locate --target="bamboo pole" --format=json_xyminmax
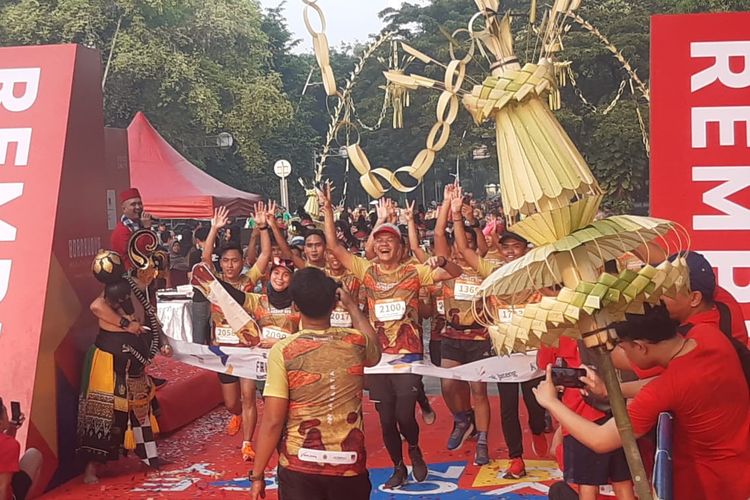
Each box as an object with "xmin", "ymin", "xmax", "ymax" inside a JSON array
[{"xmin": 557, "ymin": 249, "xmax": 653, "ymax": 500}]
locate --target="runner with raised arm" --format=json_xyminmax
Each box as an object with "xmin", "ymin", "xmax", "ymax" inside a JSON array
[
  {"xmin": 319, "ymin": 184, "xmax": 462, "ymax": 489},
  {"xmin": 434, "ymin": 186, "xmax": 494, "ymax": 465}
]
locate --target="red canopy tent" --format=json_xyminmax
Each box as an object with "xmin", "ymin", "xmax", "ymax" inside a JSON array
[{"xmin": 127, "ymin": 112, "xmax": 260, "ymax": 219}]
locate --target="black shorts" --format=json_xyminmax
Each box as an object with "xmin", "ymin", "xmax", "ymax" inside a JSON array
[
  {"xmin": 278, "ymin": 466, "xmax": 371, "ymax": 500},
  {"xmin": 441, "ymin": 338, "xmax": 492, "ymax": 365},
  {"xmin": 217, "ymin": 372, "xmax": 239, "ymax": 384},
  {"xmin": 12, "ymin": 470, "xmax": 32, "ymax": 500},
  {"xmin": 428, "ymin": 339, "xmax": 442, "ymax": 366},
  {"xmin": 366, "ymin": 373, "xmax": 422, "ymax": 404},
  {"xmin": 563, "ymin": 423, "xmax": 631, "ymax": 485}
]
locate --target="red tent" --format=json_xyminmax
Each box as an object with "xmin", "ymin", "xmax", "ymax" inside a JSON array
[{"xmin": 127, "ymin": 112, "xmax": 260, "ymax": 219}]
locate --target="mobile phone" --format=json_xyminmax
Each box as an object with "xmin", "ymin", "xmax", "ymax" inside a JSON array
[
  {"xmin": 10, "ymin": 401, "xmax": 21, "ymax": 425},
  {"xmin": 551, "ymin": 367, "xmax": 587, "ymax": 389}
]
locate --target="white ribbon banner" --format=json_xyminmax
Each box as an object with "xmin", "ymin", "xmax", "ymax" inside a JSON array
[{"xmin": 168, "ymin": 339, "xmax": 543, "ymax": 383}]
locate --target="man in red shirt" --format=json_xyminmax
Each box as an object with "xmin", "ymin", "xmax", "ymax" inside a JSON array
[
  {"xmin": 0, "ymin": 400, "xmax": 42, "ymax": 500},
  {"xmin": 534, "ymin": 305, "xmax": 750, "ymax": 500},
  {"xmin": 110, "ymin": 188, "xmax": 153, "ymax": 269}
]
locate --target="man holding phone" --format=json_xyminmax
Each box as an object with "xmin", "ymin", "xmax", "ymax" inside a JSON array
[{"xmin": 0, "ymin": 399, "xmax": 42, "ymax": 500}]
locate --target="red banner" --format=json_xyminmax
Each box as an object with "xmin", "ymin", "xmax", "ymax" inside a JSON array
[
  {"xmin": 0, "ymin": 44, "xmax": 113, "ymax": 489},
  {"xmin": 651, "ymin": 13, "xmax": 750, "ymax": 335}
]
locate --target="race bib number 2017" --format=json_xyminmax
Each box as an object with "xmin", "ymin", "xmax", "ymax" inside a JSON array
[
  {"xmin": 374, "ymin": 299, "xmax": 406, "ymax": 322},
  {"xmin": 331, "ymin": 309, "xmax": 353, "ymax": 328}
]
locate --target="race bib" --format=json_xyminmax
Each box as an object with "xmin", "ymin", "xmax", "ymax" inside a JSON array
[
  {"xmin": 436, "ymin": 298, "xmax": 445, "ymax": 315},
  {"xmin": 262, "ymin": 326, "xmax": 290, "ymax": 340},
  {"xmin": 215, "ymin": 326, "xmax": 239, "ymax": 345},
  {"xmin": 374, "ymin": 299, "xmax": 406, "ymax": 322},
  {"xmin": 454, "ymin": 279, "xmax": 480, "ymax": 301},
  {"xmin": 498, "ymin": 306, "xmax": 524, "ymax": 324},
  {"xmin": 269, "ymin": 306, "xmax": 293, "ymax": 315},
  {"xmin": 331, "ymin": 309, "xmax": 353, "ymax": 328}
]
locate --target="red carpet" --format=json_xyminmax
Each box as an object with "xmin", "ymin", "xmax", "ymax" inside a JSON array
[
  {"xmin": 149, "ymin": 356, "xmax": 223, "ymax": 433},
  {"xmin": 45, "ymin": 394, "xmax": 562, "ymax": 499}
]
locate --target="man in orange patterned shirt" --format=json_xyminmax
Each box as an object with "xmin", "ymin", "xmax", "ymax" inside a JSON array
[
  {"xmin": 249, "ymin": 268, "xmax": 381, "ymax": 500},
  {"xmin": 319, "ymin": 186, "xmax": 462, "ymax": 489}
]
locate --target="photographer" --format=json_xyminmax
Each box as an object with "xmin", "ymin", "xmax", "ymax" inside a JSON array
[
  {"xmin": 0, "ymin": 400, "xmax": 42, "ymax": 500},
  {"xmin": 534, "ymin": 304, "xmax": 750, "ymax": 500}
]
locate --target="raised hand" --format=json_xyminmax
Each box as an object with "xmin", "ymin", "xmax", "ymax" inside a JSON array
[
  {"xmin": 376, "ymin": 198, "xmax": 389, "ymax": 223},
  {"xmin": 402, "ymin": 200, "xmax": 416, "ymax": 221},
  {"xmin": 317, "ymin": 182, "xmax": 333, "ymax": 209},
  {"xmin": 254, "ymin": 201, "xmax": 267, "ymax": 227},
  {"xmin": 211, "ymin": 206, "xmax": 230, "ymax": 230},
  {"xmin": 386, "ymin": 199, "xmax": 397, "ymax": 223},
  {"xmin": 450, "ymin": 186, "xmax": 464, "ymax": 216},
  {"xmin": 266, "ymin": 200, "xmax": 277, "ymax": 219}
]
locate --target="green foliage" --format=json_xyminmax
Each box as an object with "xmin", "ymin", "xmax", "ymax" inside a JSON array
[{"xmin": 4, "ymin": 0, "xmax": 750, "ymax": 213}]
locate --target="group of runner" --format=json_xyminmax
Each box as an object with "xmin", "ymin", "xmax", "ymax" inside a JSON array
[
  {"xmin": 77, "ymin": 185, "xmax": 750, "ymax": 500},
  {"xmin": 190, "ymin": 182, "xmax": 558, "ymax": 492}
]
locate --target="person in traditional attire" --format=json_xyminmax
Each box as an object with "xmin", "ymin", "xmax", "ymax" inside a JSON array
[{"xmin": 77, "ymin": 230, "xmax": 172, "ymax": 484}]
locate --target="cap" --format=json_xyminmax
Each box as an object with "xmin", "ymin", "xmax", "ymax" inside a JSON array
[
  {"xmin": 372, "ymin": 223, "xmax": 401, "ymax": 239},
  {"xmin": 290, "ymin": 236, "xmax": 305, "ymax": 248},
  {"xmin": 270, "ymin": 257, "xmax": 295, "ymax": 274},
  {"xmin": 669, "ymin": 251, "xmax": 715, "ymax": 298},
  {"xmin": 499, "ymin": 231, "xmax": 529, "ymax": 246},
  {"xmin": 119, "ymin": 188, "xmax": 141, "ymax": 204}
]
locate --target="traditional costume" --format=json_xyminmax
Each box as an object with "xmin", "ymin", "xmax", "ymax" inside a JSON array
[{"xmin": 77, "ymin": 230, "xmax": 166, "ymax": 468}]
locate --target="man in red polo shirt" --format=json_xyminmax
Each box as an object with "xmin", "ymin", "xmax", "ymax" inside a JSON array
[
  {"xmin": 534, "ymin": 304, "xmax": 750, "ymax": 500},
  {"xmin": 110, "ymin": 188, "xmax": 153, "ymax": 269}
]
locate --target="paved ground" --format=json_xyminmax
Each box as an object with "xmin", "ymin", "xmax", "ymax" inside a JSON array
[{"xmin": 45, "ymin": 392, "xmax": 559, "ymax": 499}]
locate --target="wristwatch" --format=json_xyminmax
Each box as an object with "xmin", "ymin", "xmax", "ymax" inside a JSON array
[
  {"xmin": 119, "ymin": 316, "xmax": 131, "ymax": 329},
  {"xmin": 438, "ymin": 256, "xmax": 448, "ymax": 268}
]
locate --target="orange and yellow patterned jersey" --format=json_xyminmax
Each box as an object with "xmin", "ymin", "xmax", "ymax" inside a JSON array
[
  {"xmin": 263, "ymin": 328, "xmax": 380, "ymax": 476},
  {"xmin": 483, "ymin": 248, "xmax": 505, "ymax": 269},
  {"xmin": 326, "ymin": 268, "xmax": 364, "ymax": 328},
  {"xmin": 441, "ymin": 263, "xmax": 488, "ymax": 340},
  {"xmin": 349, "ymin": 255, "xmax": 436, "ymax": 354},
  {"xmin": 210, "ymin": 265, "xmax": 264, "ymax": 346},
  {"xmin": 428, "ymin": 284, "xmax": 445, "ymax": 342},
  {"xmin": 242, "ymin": 293, "xmax": 300, "ymax": 341}
]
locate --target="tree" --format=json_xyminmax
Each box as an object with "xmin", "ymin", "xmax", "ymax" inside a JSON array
[{"xmin": 0, "ymin": 0, "xmax": 294, "ymax": 204}]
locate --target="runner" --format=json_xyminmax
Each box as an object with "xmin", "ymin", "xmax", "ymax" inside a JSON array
[
  {"xmin": 451, "ymin": 192, "xmax": 548, "ymax": 479},
  {"xmin": 249, "ymin": 268, "xmax": 381, "ymax": 500},
  {"xmin": 201, "ymin": 204, "xmax": 272, "ymax": 462},
  {"xmin": 318, "ymin": 185, "xmax": 462, "ymax": 489},
  {"xmin": 429, "ymin": 186, "xmax": 493, "ymax": 465}
]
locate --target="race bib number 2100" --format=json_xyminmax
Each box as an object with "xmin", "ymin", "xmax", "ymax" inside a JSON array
[{"xmin": 374, "ymin": 299, "xmax": 406, "ymax": 322}]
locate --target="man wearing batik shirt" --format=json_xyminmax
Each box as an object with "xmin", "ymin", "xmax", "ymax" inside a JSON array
[
  {"xmin": 249, "ymin": 268, "xmax": 381, "ymax": 500},
  {"xmin": 319, "ymin": 185, "xmax": 462, "ymax": 489}
]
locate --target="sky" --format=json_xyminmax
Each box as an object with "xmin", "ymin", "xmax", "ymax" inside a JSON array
[{"xmin": 258, "ymin": 0, "xmax": 424, "ymax": 52}]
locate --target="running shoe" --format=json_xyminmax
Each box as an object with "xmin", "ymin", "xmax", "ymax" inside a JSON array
[
  {"xmin": 383, "ymin": 463, "xmax": 408, "ymax": 489},
  {"xmin": 226, "ymin": 414, "xmax": 242, "ymax": 436},
  {"xmin": 503, "ymin": 457, "xmax": 526, "ymax": 479},
  {"xmin": 447, "ymin": 419, "xmax": 474, "ymax": 451},
  {"xmin": 474, "ymin": 442, "xmax": 490, "ymax": 466},
  {"xmin": 241, "ymin": 441, "xmax": 256, "ymax": 462},
  {"xmin": 532, "ymin": 432, "xmax": 549, "ymax": 457},
  {"xmin": 409, "ymin": 446, "xmax": 428, "ymax": 482}
]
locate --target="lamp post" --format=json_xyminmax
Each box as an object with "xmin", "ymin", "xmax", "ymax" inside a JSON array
[{"xmin": 274, "ymin": 160, "xmax": 292, "ymax": 209}]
